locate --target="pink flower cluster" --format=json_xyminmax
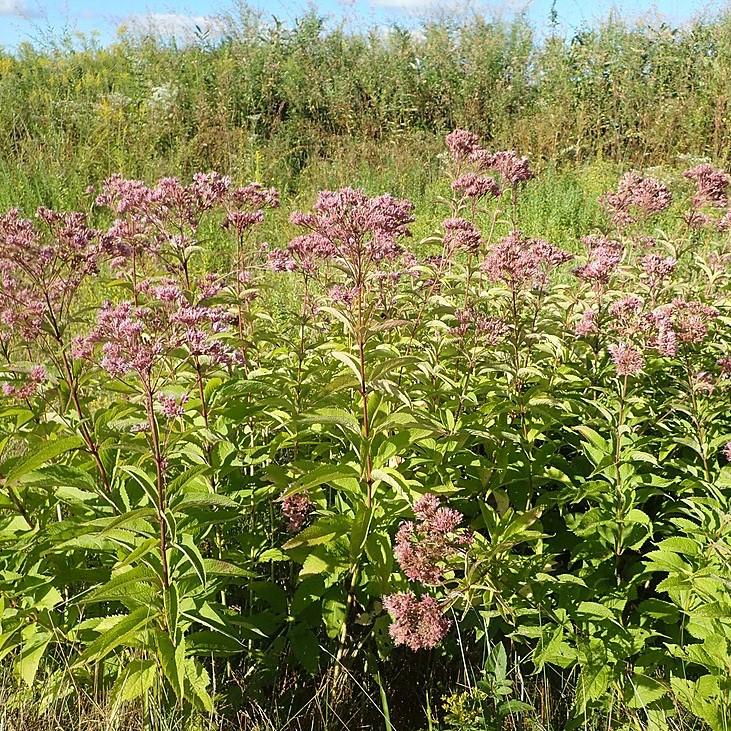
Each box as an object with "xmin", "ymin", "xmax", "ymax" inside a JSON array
[
  {"xmin": 382, "ymin": 592, "xmax": 451, "ymax": 651},
  {"xmin": 445, "ymin": 129, "xmax": 533, "ymax": 190},
  {"xmin": 648, "ymin": 298, "xmax": 718, "ymax": 356},
  {"xmin": 0, "ymin": 207, "xmax": 101, "ymax": 343},
  {"xmin": 158, "ymin": 393, "xmax": 189, "ymax": 418},
  {"xmin": 481, "ymin": 231, "xmax": 572, "ymax": 289},
  {"xmin": 451, "ymin": 173, "xmax": 500, "ymax": 201},
  {"xmin": 394, "ymin": 494, "xmax": 471, "ymax": 585},
  {"xmin": 600, "ymin": 171, "xmax": 672, "ymax": 226},
  {"xmin": 74, "ymin": 289, "xmax": 240, "ymax": 381},
  {"xmin": 607, "ymin": 342, "xmax": 645, "ymax": 376},
  {"xmin": 450, "ymin": 308, "xmax": 507, "ymax": 343},
  {"xmin": 97, "ymin": 173, "xmax": 278, "ymax": 275},
  {"xmin": 575, "ymin": 308, "xmax": 598, "ymax": 336},
  {"xmin": 2, "ymin": 365, "xmax": 47, "ymax": 399},
  {"xmin": 608, "ymin": 295, "xmax": 644, "ymax": 334},
  {"xmin": 281, "ymin": 493, "xmax": 315, "ymax": 533},
  {"xmin": 272, "ymin": 188, "xmax": 414, "ymax": 275},
  {"xmin": 442, "ymin": 218, "xmax": 482, "ymax": 255},
  {"xmin": 640, "ymin": 254, "xmax": 677, "ymax": 288},
  {"xmin": 683, "ymin": 163, "xmax": 730, "ymax": 209},
  {"xmin": 573, "ymin": 236, "xmax": 623, "ymax": 287}
]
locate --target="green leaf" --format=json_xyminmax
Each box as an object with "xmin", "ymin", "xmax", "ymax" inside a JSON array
[
  {"xmin": 16, "ymin": 635, "xmax": 51, "ymax": 687},
  {"xmin": 156, "ymin": 631, "xmax": 185, "ymax": 700},
  {"xmin": 75, "ymin": 608, "xmax": 153, "ymax": 665},
  {"xmin": 185, "ymin": 659, "xmax": 214, "ymax": 712},
  {"xmin": 175, "ymin": 535, "xmax": 207, "ymax": 586},
  {"xmin": 283, "ymin": 516, "xmax": 351, "ymax": 550},
  {"xmin": 111, "ymin": 659, "xmax": 157, "ymax": 704},
  {"xmin": 5, "ymin": 437, "xmax": 84, "ymax": 485},
  {"xmin": 83, "ymin": 566, "xmax": 160, "ymax": 604}
]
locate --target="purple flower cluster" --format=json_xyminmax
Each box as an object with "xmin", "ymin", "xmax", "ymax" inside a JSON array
[
  {"xmin": 2, "ymin": 364, "xmax": 47, "ymax": 399},
  {"xmin": 393, "ymin": 494, "xmax": 471, "ymax": 585},
  {"xmin": 74, "ymin": 288, "xmax": 240, "ymax": 381},
  {"xmin": 573, "ymin": 236, "xmax": 623, "ymax": 287},
  {"xmin": 481, "ymin": 231, "xmax": 572, "ymax": 289},
  {"xmin": 281, "ymin": 493, "xmax": 315, "ymax": 533},
  {"xmin": 382, "ymin": 592, "xmax": 451, "ymax": 651},
  {"xmin": 0, "ymin": 208, "xmax": 101, "ymax": 343},
  {"xmin": 607, "ymin": 342, "xmax": 645, "ymax": 376},
  {"xmin": 272, "ymin": 188, "xmax": 414, "ymax": 276},
  {"xmin": 640, "ymin": 254, "xmax": 677, "ymax": 288},
  {"xmin": 683, "ymin": 163, "xmax": 730, "ymax": 209},
  {"xmin": 575, "ymin": 308, "xmax": 598, "ymax": 336},
  {"xmin": 488, "ymin": 150, "xmax": 534, "ymax": 186},
  {"xmin": 158, "ymin": 393, "xmax": 189, "ymax": 418},
  {"xmin": 450, "ymin": 308, "xmax": 507, "ymax": 343},
  {"xmin": 451, "ymin": 173, "xmax": 500, "ymax": 201},
  {"xmin": 600, "ymin": 171, "xmax": 672, "ymax": 226},
  {"xmin": 445, "ymin": 129, "xmax": 480, "ymax": 161},
  {"xmin": 608, "ymin": 295, "xmax": 644, "ymax": 335},
  {"xmin": 649, "ymin": 298, "xmax": 718, "ymax": 356},
  {"xmin": 444, "ymin": 129, "xmax": 533, "ymax": 193},
  {"xmin": 96, "ymin": 173, "xmax": 278, "ymax": 278},
  {"xmin": 442, "ymin": 218, "xmax": 482, "ymax": 255}
]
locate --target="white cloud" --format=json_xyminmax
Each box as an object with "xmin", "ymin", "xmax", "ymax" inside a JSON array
[
  {"xmin": 371, "ymin": 0, "xmax": 440, "ymax": 7},
  {"xmin": 123, "ymin": 13, "xmax": 226, "ymax": 40},
  {"xmin": 0, "ymin": 0, "xmax": 35, "ymax": 18}
]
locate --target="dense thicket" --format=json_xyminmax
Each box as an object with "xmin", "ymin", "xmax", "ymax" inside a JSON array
[{"xmin": 2, "ymin": 8, "xmax": 731, "ymax": 198}]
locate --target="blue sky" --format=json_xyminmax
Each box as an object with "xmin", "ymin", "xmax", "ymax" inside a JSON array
[{"xmin": 0, "ymin": 0, "xmax": 728, "ymax": 50}]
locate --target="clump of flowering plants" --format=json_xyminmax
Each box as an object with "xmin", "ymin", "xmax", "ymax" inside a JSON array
[{"xmin": 1, "ymin": 138, "xmax": 731, "ymax": 730}]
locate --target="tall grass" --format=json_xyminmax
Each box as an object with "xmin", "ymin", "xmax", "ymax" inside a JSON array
[{"xmin": 1, "ymin": 7, "xmax": 730, "ymax": 214}]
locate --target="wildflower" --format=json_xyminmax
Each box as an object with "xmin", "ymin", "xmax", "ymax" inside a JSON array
[
  {"xmin": 718, "ymin": 210, "xmax": 731, "ymax": 232},
  {"xmin": 481, "ymin": 231, "xmax": 571, "ymax": 289},
  {"xmin": 288, "ymin": 188, "xmax": 414, "ymax": 272},
  {"xmin": 718, "ymin": 356, "xmax": 731, "ymax": 375},
  {"xmin": 383, "ymin": 592, "xmax": 451, "ymax": 651},
  {"xmin": 451, "ymin": 173, "xmax": 500, "ymax": 200},
  {"xmin": 445, "ymin": 129, "xmax": 480, "ymax": 161},
  {"xmin": 1, "ymin": 364, "xmax": 48, "ymax": 399},
  {"xmin": 490, "ymin": 150, "xmax": 534, "ymax": 185},
  {"xmin": 77, "ymin": 295, "xmax": 240, "ymax": 382},
  {"xmin": 684, "ymin": 210, "xmax": 712, "ymax": 229},
  {"xmin": 608, "ymin": 295, "xmax": 644, "ymax": 333},
  {"xmin": 723, "ymin": 442, "xmax": 731, "ymax": 462},
  {"xmin": 394, "ymin": 494, "xmax": 471, "ymax": 584},
  {"xmin": 600, "ymin": 171, "xmax": 672, "ymax": 226},
  {"xmin": 0, "ymin": 208, "xmax": 102, "ymax": 348},
  {"xmin": 684, "ymin": 163, "xmax": 730, "ymax": 209},
  {"xmin": 648, "ymin": 298, "xmax": 718, "ymax": 355},
  {"xmin": 608, "ymin": 342, "xmax": 644, "ymax": 376},
  {"xmin": 573, "ymin": 236, "xmax": 623, "ymax": 287},
  {"xmin": 328, "ymin": 284, "xmax": 360, "ymax": 306},
  {"xmin": 442, "ymin": 218, "xmax": 482, "ymax": 256},
  {"xmin": 575, "ymin": 308, "xmax": 598, "ymax": 336},
  {"xmin": 158, "ymin": 393, "xmax": 188, "ymax": 418},
  {"xmin": 281, "ymin": 493, "xmax": 314, "ymax": 533},
  {"xmin": 640, "ymin": 255, "xmax": 677, "ymax": 288}
]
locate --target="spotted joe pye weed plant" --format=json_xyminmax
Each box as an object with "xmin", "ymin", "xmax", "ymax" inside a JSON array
[{"xmin": 0, "ymin": 130, "xmax": 730, "ymax": 728}]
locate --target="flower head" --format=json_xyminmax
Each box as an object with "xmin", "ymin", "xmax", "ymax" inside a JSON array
[
  {"xmin": 684, "ymin": 163, "xmax": 730, "ymax": 209},
  {"xmin": 383, "ymin": 592, "xmax": 451, "ymax": 651},
  {"xmin": 282, "ymin": 493, "xmax": 314, "ymax": 533},
  {"xmin": 608, "ymin": 342, "xmax": 644, "ymax": 376},
  {"xmin": 600, "ymin": 171, "xmax": 672, "ymax": 226}
]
